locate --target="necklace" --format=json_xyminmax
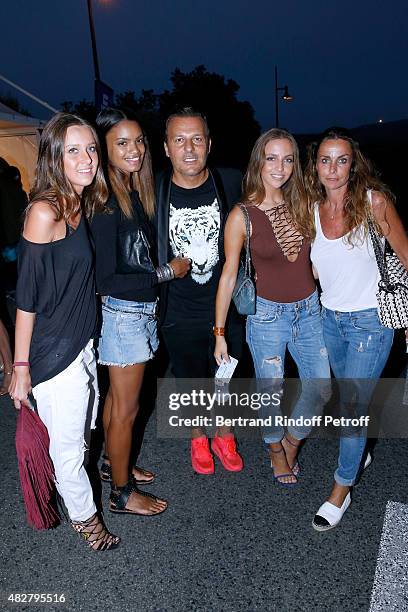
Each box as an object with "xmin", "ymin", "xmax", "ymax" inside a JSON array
[{"xmin": 326, "ymin": 199, "xmax": 341, "ymax": 220}]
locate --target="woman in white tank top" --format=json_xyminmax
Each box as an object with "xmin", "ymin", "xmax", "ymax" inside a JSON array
[{"xmin": 305, "ymin": 127, "xmax": 408, "ymax": 531}]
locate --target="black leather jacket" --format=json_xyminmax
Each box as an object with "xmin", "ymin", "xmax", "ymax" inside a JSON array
[
  {"xmin": 116, "ymin": 224, "xmax": 155, "ymax": 274},
  {"xmin": 90, "ymin": 191, "xmax": 158, "ymax": 302}
]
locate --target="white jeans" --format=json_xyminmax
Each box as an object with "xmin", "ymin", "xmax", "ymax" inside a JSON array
[{"xmin": 32, "ymin": 340, "xmax": 99, "ymax": 521}]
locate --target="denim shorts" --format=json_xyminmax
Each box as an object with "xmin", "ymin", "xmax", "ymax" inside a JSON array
[{"xmin": 98, "ymin": 296, "xmax": 159, "ymax": 367}]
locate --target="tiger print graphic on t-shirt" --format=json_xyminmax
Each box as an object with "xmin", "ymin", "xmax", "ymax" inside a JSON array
[{"xmin": 169, "ymin": 199, "xmax": 220, "ymax": 285}]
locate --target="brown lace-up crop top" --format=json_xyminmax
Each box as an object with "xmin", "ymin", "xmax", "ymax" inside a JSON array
[{"xmin": 246, "ymin": 204, "xmax": 315, "ymax": 303}]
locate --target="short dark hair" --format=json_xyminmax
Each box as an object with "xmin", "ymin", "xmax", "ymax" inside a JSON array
[{"xmin": 165, "ymin": 106, "xmax": 209, "ymax": 141}]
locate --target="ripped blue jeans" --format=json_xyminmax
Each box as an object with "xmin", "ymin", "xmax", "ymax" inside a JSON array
[
  {"xmin": 322, "ymin": 306, "xmax": 394, "ymax": 486},
  {"xmin": 246, "ymin": 290, "xmax": 331, "ymax": 443}
]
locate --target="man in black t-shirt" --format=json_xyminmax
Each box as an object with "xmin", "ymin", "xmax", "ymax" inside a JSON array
[
  {"xmin": 156, "ymin": 107, "xmax": 244, "ymax": 475},
  {"xmin": 166, "ymin": 176, "xmax": 221, "ymax": 321}
]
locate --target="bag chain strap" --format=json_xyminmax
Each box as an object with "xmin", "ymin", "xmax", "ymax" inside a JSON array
[{"xmin": 240, "ymin": 205, "xmax": 252, "ymax": 278}]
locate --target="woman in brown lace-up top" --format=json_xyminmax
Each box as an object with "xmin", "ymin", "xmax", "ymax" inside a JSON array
[{"xmin": 214, "ymin": 128, "xmax": 330, "ymax": 485}]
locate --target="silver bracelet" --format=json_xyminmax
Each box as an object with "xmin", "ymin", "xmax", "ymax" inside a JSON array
[
  {"xmin": 166, "ymin": 263, "xmax": 175, "ymax": 280},
  {"xmin": 155, "ymin": 263, "xmax": 175, "ymax": 284}
]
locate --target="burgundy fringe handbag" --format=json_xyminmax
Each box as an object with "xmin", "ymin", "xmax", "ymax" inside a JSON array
[{"xmin": 15, "ymin": 402, "xmax": 60, "ymax": 530}]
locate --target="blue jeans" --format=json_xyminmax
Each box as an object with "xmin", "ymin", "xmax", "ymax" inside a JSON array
[
  {"xmin": 322, "ymin": 306, "xmax": 394, "ymax": 486},
  {"xmin": 246, "ymin": 290, "xmax": 331, "ymax": 443}
]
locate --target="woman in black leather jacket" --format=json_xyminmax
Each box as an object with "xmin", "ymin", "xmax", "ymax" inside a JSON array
[{"xmin": 90, "ymin": 108, "xmax": 189, "ymax": 516}]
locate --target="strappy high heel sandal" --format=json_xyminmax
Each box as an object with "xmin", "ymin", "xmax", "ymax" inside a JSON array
[
  {"xmin": 100, "ymin": 455, "xmax": 155, "ymax": 486},
  {"xmin": 282, "ymin": 435, "xmax": 302, "ymax": 477},
  {"xmin": 269, "ymin": 446, "xmax": 298, "ymax": 486},
  {"xmin": 110, "ymin": 480, "xmax": 167, "ymax": 516},
  {"xmin": 71, "ymin": 512, "xmax": 121, "ymax": 551}
]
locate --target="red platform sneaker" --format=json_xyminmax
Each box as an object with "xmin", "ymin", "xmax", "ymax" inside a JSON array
[
  {"xmin": 211, "ymin": 433, "xmax": 244, "ymax": 472},
  {"xmin": 191, "ymin": 436, "xmax": 214, "ymax": 474}
]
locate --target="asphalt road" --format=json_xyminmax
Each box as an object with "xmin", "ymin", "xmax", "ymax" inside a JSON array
[{"xmin": 1, "ymin": 380, "xmax": 407, "ymax": 612}]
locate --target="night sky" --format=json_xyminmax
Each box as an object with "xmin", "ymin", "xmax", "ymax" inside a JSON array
[{"xmin": 1, "ymin": 0, "xmax": 407, "ymax": 133}]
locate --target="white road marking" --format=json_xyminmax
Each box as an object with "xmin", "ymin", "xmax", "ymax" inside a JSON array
[{"xmin": 369, "ymin": 501, "xmax": 408, "ymax": 611}]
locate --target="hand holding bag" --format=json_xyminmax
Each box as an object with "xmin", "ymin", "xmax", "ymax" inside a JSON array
[
  {"xmin": 232, "ymin": 205, "xmax": 256, "ymax": 315},
  {"xmin": 368, "ymin": 217, "xmax": 408, "ymax": 329}
]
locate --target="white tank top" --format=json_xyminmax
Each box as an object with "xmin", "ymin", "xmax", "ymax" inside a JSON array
[{"xmin": 310, "ymin": 198, "xmax": 380, "ymax": 312}]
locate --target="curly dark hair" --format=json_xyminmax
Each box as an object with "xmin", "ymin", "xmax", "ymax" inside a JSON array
[{"xmin": 304, "ymin": 126, "xmax": 394, "ymax": 243}]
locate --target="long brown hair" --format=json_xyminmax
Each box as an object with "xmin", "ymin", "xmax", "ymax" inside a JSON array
[
  {"xmin": 95, "ymin": 108, "xmax": 155, "ymax": 219},
  {"xmin": 30, "ymin": 112, "xmax": 108, "ymax": 220},
  {"xmin": 304, "ymin": 127, "xmax": 394, "ymax": 243},
  {"xmin": 242, "ymin": 128, "xmax": 311, "ymax": 238}
]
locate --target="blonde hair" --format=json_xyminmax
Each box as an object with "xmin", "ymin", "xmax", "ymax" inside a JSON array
[{"xmin": 242, "ymin": 128, "xmax": 311, "ymax": 238}]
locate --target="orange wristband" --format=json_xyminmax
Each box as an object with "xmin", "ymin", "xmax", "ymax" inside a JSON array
[{"xmin": 213, "ymin": 327, "xmax": 225, "ymax": 337}]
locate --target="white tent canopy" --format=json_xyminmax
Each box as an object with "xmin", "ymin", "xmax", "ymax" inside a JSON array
[{"xmin": 0, "ymin": 102, "xmax": 45, "ymax": 193}]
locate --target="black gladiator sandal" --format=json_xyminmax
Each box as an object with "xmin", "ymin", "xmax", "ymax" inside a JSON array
[
  {"xmin": 100, "ymin": 455, "xmax": 155, "ymax": 486},
  {"xmin": 109, "ymin": 479, "xmax": 167, "ymax": 516},
  {"xmin": 99, "ymin": 455, "xmax": 112, "ymax": 482},
  {"xmin": 71, "ymin": 512, "xmax": 121, "ymax": 551}
]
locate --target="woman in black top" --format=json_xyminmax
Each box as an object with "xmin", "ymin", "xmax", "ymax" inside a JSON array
[
  {"xmin": 9, "ymin": 112, "xmax": 120, "ymax": 551},
  {"xmin": 91, "ymin": 108, "xmax": 189, "ymax": 516}
]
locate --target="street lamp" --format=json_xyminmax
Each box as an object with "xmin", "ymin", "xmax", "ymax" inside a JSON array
[
  {"xmin": 87, "ymin": 0, "xmax": 101, "ymax": 82},
  {"xmin": 274, "ymin": 65, "xmax": 293, "ymax": 128},
  {"xmin": 86, "ymin": 0, "xmax": 113, "ymax": 110}
]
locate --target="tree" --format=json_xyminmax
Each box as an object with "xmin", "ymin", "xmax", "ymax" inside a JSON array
[
  {"xmin": 158, "ymin": 65, "xmax": 260, "ymax": 169},
  {"xmin": 60, "ymin": 99, "xmax": 96, "ymax": 124},
  {"xmin": 0, "ymin": 93, "xmax": 31, "ymax": 117}
]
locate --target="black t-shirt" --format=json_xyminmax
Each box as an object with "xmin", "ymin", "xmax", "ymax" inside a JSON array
[
  {"xmin": 165, "ymin": 176, "xmax": 222, "ymax": 322},
  {"xmin": 90, "ymin": 191, "xmax": 158, "ymax": 303},
  {"xmin": 16, "ymin": 215, "xmax": 97, "ymax": 387}
]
